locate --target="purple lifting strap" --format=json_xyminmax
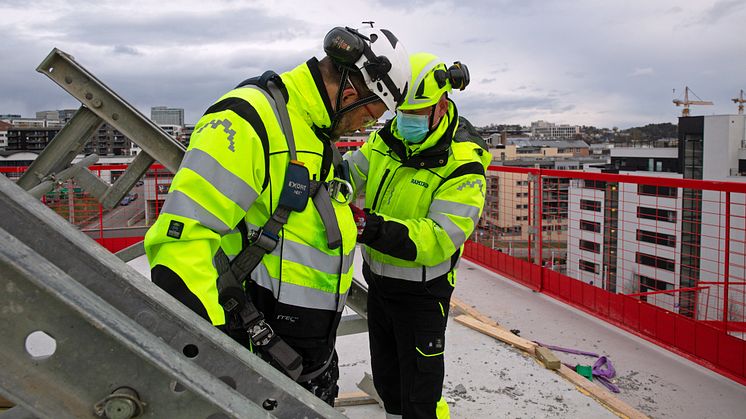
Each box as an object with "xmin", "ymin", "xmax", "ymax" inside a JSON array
[{"xmin": 535, "ymin": 342, "xmax": 621, "ymax": 393}]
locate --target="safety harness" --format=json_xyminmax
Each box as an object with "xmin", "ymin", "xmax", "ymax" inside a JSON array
[{"xmin": 214, "ymin": 71, "xmax": 349, "ymax": 381}]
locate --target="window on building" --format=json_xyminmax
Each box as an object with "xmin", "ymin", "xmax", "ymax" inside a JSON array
[
  {"xmin": 516, "ymin": 192, "xmax": 529, "ymax": 198},
  {"xmin": 584, "ymin": 180, "xmax": 607, "ymax": 190},
  {"xmin": 637, "ymin": 206, "xmax": 677, "ymax": 223},
  {"xmin": 580, "ymin": 199, "xmax": 601, "ymax": 212},
  {"xmin": 579, "ymin": 259, "xmax": 599, "ymax": 274},
  {"xmin": 516, "ymin": 180, "xmax": 530, "ymax": 186},
  {"xmin": 500, "ymin": 226, "xmax": 522, "ymax": 236},
  {"xmin": 516, "ymin": 215, "xmax": 529, "ymax": 221},
  {"xmin": 636, "ymin": 274, "xmax": 674, "ymax": 292},
  {"xmin": 579, "ymin": 220, "xmax": 601, "ymax": 233},
  {"xmin": 638, "ymin": 184, "xmax": 678, "ymax": 198},
  {"xmin": 637, "ymin": 229, "xmax": 676, "ymax": 248},
  {"xmin": 579, "ymin": 239, "xmax": 601, "ymax": 253},
  {"xmin": 516, "ymin": 204, "xmax": 529, "ymax": 209},
  {"xmin": 635, "ymin": 252, "xmax": 675, "ymax": 272}
]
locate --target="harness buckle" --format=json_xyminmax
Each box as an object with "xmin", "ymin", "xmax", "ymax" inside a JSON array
[
  {"xmin": 327, "ymin": 178, "xmax": 354, "ymax": 205},
  {"xmin": 248, "ymin": 319, "xmax": 275, "ymax": 347},
  {"xmin": 248, "ymin": 228, "xmax": 278, "ymax": 252}
]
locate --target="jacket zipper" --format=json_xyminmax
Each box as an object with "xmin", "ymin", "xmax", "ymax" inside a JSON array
[{"xmin": 371, "ymin": 168, "xmax": 390, "ymax": 210}]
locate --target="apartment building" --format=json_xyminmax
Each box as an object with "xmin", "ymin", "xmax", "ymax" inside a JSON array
[
  {"xmin": 530, "ymin": 120, "xmax": 581, "ymax": 138},
  {"xmin": 151, "ymin": 106, "xmax": 184, "ymax": 127},
  {"xmin": 567, "ymin": 114, "xmax": 746, "ymax": 321},
  {"xmin": 0, "ymin": 121, "xmax": 10, "ymax": 149}
]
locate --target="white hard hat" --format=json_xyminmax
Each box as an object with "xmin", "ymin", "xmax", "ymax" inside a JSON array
[{"xmin": 324, "ymin": 25, "xmax": 410, "ymax": 112}]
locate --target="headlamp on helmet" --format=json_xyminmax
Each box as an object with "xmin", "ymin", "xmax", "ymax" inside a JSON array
[
  {"xmin": 323, "ymin": 25, "xmax": 410, "ymax": 112},
  {"xmin": 400, "ymin": 53, "xmax": 470, "ymax": 111}
]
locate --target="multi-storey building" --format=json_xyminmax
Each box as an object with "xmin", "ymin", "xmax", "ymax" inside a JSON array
[
  {"xmin": 36, "ymin": 109, "xmax": 77, "ymax": 124},
  {"xmin": 151, "ymin": 106, "xmax": 184, "ymax": 127},
  {"xmin": 83, "ymin": 123, "xmax": 132, "ymax": 156},
  {"xmin": 6, "ymin": 127, "xmax": 62, "ymax": 152},
  {"xmin": 530, "ymin": 120, "xmax": 581, "ymax": 138},
  {"xmin": 0, "ymin": 120, "xmax": 10, "ymax": 149},
  {"xmin": 567, "ymin": 114, "xmax": 746, "ymax": 322}
]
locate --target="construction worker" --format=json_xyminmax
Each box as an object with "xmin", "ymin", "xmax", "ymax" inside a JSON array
[
  {"xmin": 346, "ymin": 52, "xmax": 490, "ymax": 418},
  {"xmin": 144, "ymin": 25, "xmax": 410, "ymax": 405}
]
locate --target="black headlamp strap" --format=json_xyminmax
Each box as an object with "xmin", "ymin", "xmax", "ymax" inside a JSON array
[{"xmin": 361, "ymin": 47, "xmax": 402, "ymax": 107}]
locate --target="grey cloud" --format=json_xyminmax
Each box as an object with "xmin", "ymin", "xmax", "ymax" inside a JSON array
[
  {"xmin": 481, "ymin": 78, "xmax": 496, "ymax": 83},
  {"xmin": 113, "ymin": 45, "xmax": 141, "ymax": 56},
  {"xmin": 458, "ymin": 93, "xmax": 560, "ymax": 114},
  {"xmin": 49, "ymin": 8, "xmax": 309, "ymax": 47},
  {"xmin": 462, "ymin": 36, "xmax": 495, "ymax": 44},
  {"xmin": 550, "ymin": 104, "xmax": 576, "ymax": 114},
  {"xmin": 226, "ymin": 50, "xmax": 314, "ymax": 72},
  {"xmin": 696, "ymin": 0, "xmax": 745, "ymax": 25}
]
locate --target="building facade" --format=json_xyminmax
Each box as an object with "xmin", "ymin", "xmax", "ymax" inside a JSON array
[
  {"xmin": 566, "ymin": 114, "xmax": 746, "ymax": 322},
  {"xmin": 530, "ymin": 120, "xmax": 581, "ymax": 138},
  {"xmin": 151, "ymin": 106, "xmax": 184, "ymax": 127}
]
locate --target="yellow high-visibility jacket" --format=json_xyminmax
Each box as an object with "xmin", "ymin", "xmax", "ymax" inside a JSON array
[
  {"xmin": 144, "ymin": 59, "xmax": 357, "ymax": 349},
  {"xmin": 345, "ymin": 100, "xmax": 490, "ymax": 284}
]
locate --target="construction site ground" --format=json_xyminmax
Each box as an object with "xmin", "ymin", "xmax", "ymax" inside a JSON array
[{"xmin": 128, "ymin": 249, "xmax": 746, "ymax": 418}]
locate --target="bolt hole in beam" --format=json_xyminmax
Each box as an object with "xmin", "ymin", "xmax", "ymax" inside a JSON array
[
  {"xmin": 170, "ymin": 381, "xmax": 187, "ymax": 393},
  {"xmin": 218, "ymin": 376, "xmax": 236, "ymax": 390},
  {"xmin": 182, "ymin": 343, "xmax": 199, "ymax": 358},
  {"xmin": 24, "ymin": 330, "xmax": 57, "ymax": 360},
  {"xmin": 47, "ymin": 67, "xmax": 54, "ymax": 73}
]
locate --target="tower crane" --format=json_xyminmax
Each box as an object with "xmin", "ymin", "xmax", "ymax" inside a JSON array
[
  {"xmin": 673, "ymin": 86, "xmax": 713, "ymax": 116},
  {"xmin": 732, "ymin": 89, "xmax": 745, "ymax": 115}
]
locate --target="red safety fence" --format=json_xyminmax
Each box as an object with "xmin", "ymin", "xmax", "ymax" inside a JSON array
[
  {"xmin": 466, "ymin": 165, "xmax": 746, "ymax": 386},
  {"xmin": 1, "ymin": 163, "xmax": 173, "ymax": 253},
  {"xmin": 3, "ymin": 159, "xmax": 746, "ymax": 385}
]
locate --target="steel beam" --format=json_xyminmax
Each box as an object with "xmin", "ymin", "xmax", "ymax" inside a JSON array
[
  {"xmin": 0, "ymin": 229, "xmax": 272, "ymax": 418},
  {"xmin": 17, "ymin": 106, "xmax": 102, "ymax": 191},
  {"xmin": 36, "ymin": 49, "xmax": 185, "ymax": 173},
  {"xmin": 0, "ymin": 175, "xmax": 342, "ymax": 418},
  {"xmin": 100, "ymin": 152, "xmax": 155, "ymax": 209}
]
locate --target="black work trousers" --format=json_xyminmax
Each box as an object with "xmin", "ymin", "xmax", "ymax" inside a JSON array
[{"xmin": 364, "ymin": 262, "xmax": 453, "ymax": 419}]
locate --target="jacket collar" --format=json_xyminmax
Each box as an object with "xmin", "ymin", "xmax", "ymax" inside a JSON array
[
  {"xmin": 280, "ymin": 57, "xmax": 335, "ymax": 133},
  {"xmin": 379, "ymin": 100, "xmax": 459, "ymax": 169}
]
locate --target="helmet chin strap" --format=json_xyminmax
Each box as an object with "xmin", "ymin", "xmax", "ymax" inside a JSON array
[{"xmin": 319, "ymin": 67, "xmax": 381, "ymax": 140}]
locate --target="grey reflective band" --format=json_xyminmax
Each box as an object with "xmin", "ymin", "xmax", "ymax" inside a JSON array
[
  {"xmin": 251, "ymin": 263, "xmax": 346, "ymax": 311},
  {"xmin": 180, "ymin": 148, "xmax": 259, "ymax": 211},
  {"xmin": 363, "ymin": 248, "xmax": 453, "ymax": 282},
  {"xmin": 347, "ymin": 150, "xmax": 368, "ymax": 193},
  {"xmin": 162, "ymin": 190, "xmax": 232, "ymax": 235},
  {"xmin": 349, "ymin": 150, "xmax": 370, "ymax": 175},
  {"xmin": 430, "ymin": 199, "xmax": 481, "ymax": 225},
  {"xmin": 405, "ymin": 57, "xmax": 441, "ymax": 106},
  {"xmin": 386, "ymin": 412, "xmax": 403, "ymax": 419},
  {"xmin": 269, "ymin": 235, "xmax": 355, "ymax": 275},
  {"xmin": 430, "ymin": 212, "xmax": 467, "ymax": 249}
]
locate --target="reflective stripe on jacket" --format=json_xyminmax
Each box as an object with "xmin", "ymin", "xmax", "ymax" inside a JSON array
[
  {"xmin": 144, "ymin": 58, "xmax": 357, "ymax": 326},
  {"xmin": 345, "ymin": 101, "xmax": 490, "ymax": 282}
]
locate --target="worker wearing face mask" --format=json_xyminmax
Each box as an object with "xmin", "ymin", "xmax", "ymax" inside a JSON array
[{"xmin": 345, "ymin": 52, "xmax": 491, "ymax": 419}]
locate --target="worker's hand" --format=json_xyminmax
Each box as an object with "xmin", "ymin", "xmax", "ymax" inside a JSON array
[{"xmin": 350, "ymin": 204, "xmax": 367, "ymax": 241}]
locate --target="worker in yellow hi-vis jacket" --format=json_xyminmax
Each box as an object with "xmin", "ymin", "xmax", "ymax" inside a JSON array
[
  {"xmin": 346, "ymin": 52, "xmax": 490, "ymax": 418},
  {"xmin": 144, "ymin": 25, "xmax": 411, "ymax": 405}
]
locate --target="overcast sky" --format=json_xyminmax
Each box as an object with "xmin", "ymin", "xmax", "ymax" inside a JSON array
[{"xmin": 1, "ymin": 0, "xmax": 744, "ymax": 129}]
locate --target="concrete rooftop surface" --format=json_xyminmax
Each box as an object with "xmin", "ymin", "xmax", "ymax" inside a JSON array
[
  {"xmin": 336, "ymin": 251, "xmax": 746, "ymax": 419},
  {"xmin": 128, "ymin": 249, "xmax": 746, "ymax": 419}
]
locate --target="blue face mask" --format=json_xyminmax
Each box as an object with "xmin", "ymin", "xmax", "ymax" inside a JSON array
[{"xmin": 396, "ymin": 110, "xmax": 430, "ymax": 143}]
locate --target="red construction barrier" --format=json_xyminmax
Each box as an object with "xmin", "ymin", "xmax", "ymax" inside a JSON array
[{"xmin": 465, "ymin": 165, "xmax": 746, "ymax": 385}]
